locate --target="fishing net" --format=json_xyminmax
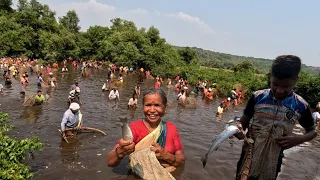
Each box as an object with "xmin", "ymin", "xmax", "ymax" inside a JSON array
[
  {"xmin": 22, "ymin": 95, "xmax": 35, "ymax": 107},
  {"xmin": 129, "ymin": 147, "xmax": 176, "ymax": 180},
  {"xmin": 240, "ymin": 124, "xmax": 284, "ymax": 180},
  {"xmin": 250, "ymin": 124, "xmax": 283, "ymax": 179}
]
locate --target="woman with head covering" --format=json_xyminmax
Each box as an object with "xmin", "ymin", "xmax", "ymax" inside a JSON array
[
  {"xmin": 107, "ymin": 88, "xmax": 185, "ymax": 177},
  {"xmin": 61, "ymin": 102, "xmax": 82, "ymax": 138}
]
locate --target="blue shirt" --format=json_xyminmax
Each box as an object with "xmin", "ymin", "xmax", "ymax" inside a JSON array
[
  {"xmin": 37, "ymin": 76, "xmax": 43, "ymax": 84},
  {"xmin": 61, "ymin": 109, "xmax": 79, "ymax": 131},
  {"xmin": 243, "ymin": 89, "xmax": 314, "ymax": 135}
]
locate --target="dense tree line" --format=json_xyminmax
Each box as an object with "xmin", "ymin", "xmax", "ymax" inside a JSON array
[
  {"xmin": 1, "ymin": 0, "xmax": 319, "ymax": 104},
  {"xmin": 0, "ymin": 0, "xmax": 190, "ymax": 77},
  {"xmin": 183, "ymin": 47, "xmax": 320, "ymax": 76}
]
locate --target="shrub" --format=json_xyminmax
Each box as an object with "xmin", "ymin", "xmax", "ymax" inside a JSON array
[{"xmin": 0, "ymin": 112, "xmax": 44, "ymax": 180}]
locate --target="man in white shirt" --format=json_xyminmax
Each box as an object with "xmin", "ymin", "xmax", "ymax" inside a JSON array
[{"xmin": 109, "ymin": 88, "xmax": 120, "ymax": 101}]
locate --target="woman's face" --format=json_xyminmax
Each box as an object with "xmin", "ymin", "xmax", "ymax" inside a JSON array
[{"xmin": 143, "ymin": 93, "xmax": 166, "ymax": 124}]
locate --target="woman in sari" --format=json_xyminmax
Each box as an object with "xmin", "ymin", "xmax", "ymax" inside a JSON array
[{"xmin": 107, "ymin": 88, "xmax": 185, "ymax": 171}]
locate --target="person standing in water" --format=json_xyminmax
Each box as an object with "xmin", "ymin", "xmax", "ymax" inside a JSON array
[
  {"xmin": 154, "ymin": 79, "xmax": 161, "ymax": 88},
  {"xmin": 48, "ymin": 72, "xmax": 57, "ymax": 87},
  {"xmin": 135, "ymin": 85, "xmax": 140, "ymax": 97},
  {"xmin": 109, "ymin": 88, "xmax": 120, "ymax": 102},
  {"xmin": 0, "ymin": 83, "xmax": 4, "ymax": 95},
  {"xmin": 312, "ymin": 106, "xmax": 320, "ymax": 130},
  {"xmin": 37, "ymin": 73, "xmax": 46, "ymax": 87},
  {"xmin": 34, "ymin": 90, "xmax": 46, "ymax": 105},
  {"xmin": 71, "ymin": 82, "xmax": 79, "ymax": 91},
  {"xmin": 61, "ymin": 102, "xmax": 82, "ymax": 138},
  {"xmin": 107, "ymin": 88, "xmax": 185, "ymax": 169},
  {"xmin": 234, "ymin": 55, "xmax": 317, "ymax": 180},
  {"xmin": 68, "ymin": 87, "xmax": 82, "ymax": 104},
  {"xmin": 128, "ymin": 93, "xmax": 138, "ymax": 108}
]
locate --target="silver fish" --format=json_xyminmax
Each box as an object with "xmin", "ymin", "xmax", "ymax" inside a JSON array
[
  {"xmin": 201, "ymin": 125, "xmax": 240, "ymax": 167},
  {"xmin": 119, "ymin": 117, "xmax": 133, "ymax": 141}
]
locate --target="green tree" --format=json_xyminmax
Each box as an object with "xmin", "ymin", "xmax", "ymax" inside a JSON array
[
  {"xmin": 0, "ymin": 0, "xmax": 13, "ymax": 12},
  {"xmin": 178, "ymin": 47, "xmax": 196, "ymax": 64},
  {"xmin": 83, "ymin": 25, "xmax": 109, "ymax": 58},
  {"xmin": 233, "ymin": 60, "xmax": 255, "ymax": 73},
  {"xmin": 59, "ymin": 10, "xmax": 80, "ymax": 33}
]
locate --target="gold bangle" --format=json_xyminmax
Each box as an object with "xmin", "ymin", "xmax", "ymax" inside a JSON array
[{"xmin": 115, "ymin": 147, "xmax": 124, "ymax": 159}]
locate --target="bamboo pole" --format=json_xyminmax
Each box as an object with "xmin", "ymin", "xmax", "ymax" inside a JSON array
[{"xmin": 58, "ymin": 126, "xmax": 107, "ymax": 136}]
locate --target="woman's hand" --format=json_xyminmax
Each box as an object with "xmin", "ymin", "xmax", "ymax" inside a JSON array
[
  {"xmin": 118, "ymin": 138, "xmax": 135, "ymax": 156},
  {"xmin": 150, "ymin": 142, "xmax": 166, "ymax": 160}
]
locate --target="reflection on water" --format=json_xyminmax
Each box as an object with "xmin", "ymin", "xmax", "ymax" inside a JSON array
[
  {"xmin": 0, "ymin": 65, "xmax": 319, "ymax": 180},
  {"xmin": 21, "ymin": 106, "xmax": 43, "ymax": 123}
]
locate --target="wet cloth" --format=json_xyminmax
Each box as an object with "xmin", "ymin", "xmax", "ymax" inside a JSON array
[{"xmin": 236, "ymin": 89, "xmax": 314, "ymax": 180}]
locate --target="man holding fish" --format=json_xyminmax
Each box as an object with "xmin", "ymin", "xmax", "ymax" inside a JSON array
[
  {"xmin": 201, "ymin": 55, "xmax": 317, "ymax": 180},
  {"xmin": 107, "ymin": 88, "xmax": 185, "ymax": 179},
  {"xmin": 233, "ymin": 56, "xmax": 317, "ymax": 179}
]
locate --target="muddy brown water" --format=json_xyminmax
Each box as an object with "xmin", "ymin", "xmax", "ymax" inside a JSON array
[{"xmin": 0, "ymin": 66, "xmax": 319, "ymax": 180}]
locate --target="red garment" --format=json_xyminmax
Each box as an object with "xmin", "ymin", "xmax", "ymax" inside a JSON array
[
  {"xmin": 154, "ymin": 81, "xmax": 161, "ymax": 88},
  {"xmin": 223, "ymin": 99, "xmax": 230, "ymax": 106},
  {"xmin": 129, "ymin": 120, "xmax": 183, "ymax": 154}
]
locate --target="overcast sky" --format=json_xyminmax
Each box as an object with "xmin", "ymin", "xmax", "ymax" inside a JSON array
[{"xmin": 13, "ymin": 0, "xmax": 320, "ymax": 66}]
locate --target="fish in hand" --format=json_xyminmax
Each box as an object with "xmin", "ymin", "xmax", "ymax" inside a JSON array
[{"xmin": 201, "ymin": 125, "xmax": 240, "ymax": 167}]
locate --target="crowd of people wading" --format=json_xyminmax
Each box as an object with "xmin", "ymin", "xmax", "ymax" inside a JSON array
[{"xmin": 1, "ymin": 55, "xmax": 319, "ymax": 179}]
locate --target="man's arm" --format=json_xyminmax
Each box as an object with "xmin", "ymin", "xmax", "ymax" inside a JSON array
[
  {"xmin": 297, "ymin": 106, "xmax": 317, "ymax": 142},
  {"xmin": 235, "ymin": 94, "xmax": 256, "ymax": 139},
  {"xmin": 276, "ymin": 105, "xmax": 317, "ymax": 149},
  {"xmin": 61, "ymin": 113, "xmax": 68, "ymax": 137}
]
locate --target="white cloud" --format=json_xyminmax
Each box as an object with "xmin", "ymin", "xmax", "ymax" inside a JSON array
[
  {"xmin": 45, "ymin": 0, "xmax": 116, "ymax": 30},
  {"xmin": 12, "ymin": 0, "xmax": 232, "ymax": 60},
  {"xmin": 166, "ymin": 12, "xmax": 215, "ymax": 34}
]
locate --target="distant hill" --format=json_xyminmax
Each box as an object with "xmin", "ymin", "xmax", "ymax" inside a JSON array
[{"xmin": 175, "ymin": 46, "xmax": 320, "ymax": 76}]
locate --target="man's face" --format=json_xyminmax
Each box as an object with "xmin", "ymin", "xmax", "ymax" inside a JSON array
[
  {"xmin": 71, "ymin": 109, "xmax": 79, "ymax": 114},
  {"xmin": 270, "ymin": 75, "xmax": 297, "ymax": 100}
]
